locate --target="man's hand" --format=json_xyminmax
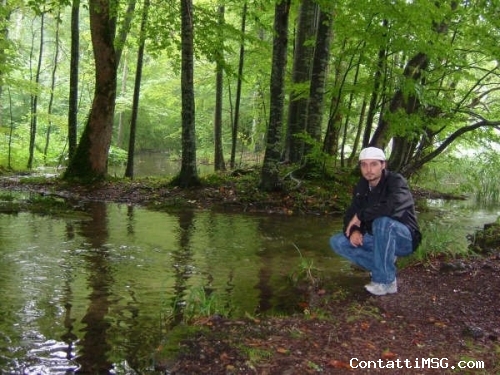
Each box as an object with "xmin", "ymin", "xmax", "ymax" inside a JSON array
[
  {"xmin": 345, "ymin": 214, "xmax": 361, "ymax": 237},
  {"xmin": 349, "ymin": 230, "xmax": 363, "ymax": 247}
]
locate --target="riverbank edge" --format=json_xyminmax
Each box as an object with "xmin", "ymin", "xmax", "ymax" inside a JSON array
[{"xmin": 1, "ymin": 174, "xmax": 498, "ymax": 374}]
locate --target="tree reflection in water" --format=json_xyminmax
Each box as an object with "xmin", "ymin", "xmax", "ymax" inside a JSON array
[{"xmin": 75, "ymin": 202, "xmax": 113, "ymax": 374}]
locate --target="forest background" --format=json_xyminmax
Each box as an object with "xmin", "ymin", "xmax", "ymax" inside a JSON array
[{"xmin": 1, "ymin": 0, "xmax": 500, "ymax": 200}]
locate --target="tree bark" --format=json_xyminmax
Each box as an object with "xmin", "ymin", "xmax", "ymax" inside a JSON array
[
  {"xmin": 322, "ymin": 41, "xmax": 346, "ymax": 159},
  {"xmin": 115, "ymin": 0, "xmax": 136, "ymax": 69},
  {"xmin": 214, "ymin": 5, "xmax": 226, "ymax": 172},
  {"xmin": 362, "ymin": 19, "xmax": 389, "ymax": 149},
  {"xmin": 230, "ymin": 2, "xmax": 247, "ymax": 169},
  {"xmin": 64, "ymin": 0, "xmax": 118, "ymax": 180},
  {"xmin": 28, "ymin": 12, "xmax": 45, "ymax": 170},
  {"xmin": 125, "ymin": 0, "xmax": 150, "ymax": 178},
  {"xmin": 370, "ymin": 52, "xmax": 429, "ymax": 150},
  {"xmin": 285, "ymin": 0, "xmax": 317, "ymax": 164},
  {"xmin": 67, "ymin": 0, "xmax": 80, "ymax": 160},
  {"xmin": 44, "ymin": 8, "xmax": 61, "ymax": 163},
  {"xmin": 259, "ymin": 0, "xmax": 290, "ymax": 192},
  {"xmin": 298, "ymin": 7, "xmax": 332, "ymax": 177},
  {"xmin": 171, "ymin": 0, "xmax": 200, "ymax": 187}
]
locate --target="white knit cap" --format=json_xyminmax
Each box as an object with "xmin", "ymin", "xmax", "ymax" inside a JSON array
[{"xmin": 359, "ymin": 147, "xmax": 386, "ymax": 161}]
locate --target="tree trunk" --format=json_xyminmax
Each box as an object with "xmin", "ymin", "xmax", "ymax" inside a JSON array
[
  {"xmin": 0, "ymin": 0, "xmax": 11, "ymax": 128},
  {"xmin": 64, "ymin": 0, "xmax": 117, "ymax": 180},
  {"xmin": 44, "ymin": 8, "xmax": 61, "ymax": 163},
  {"xmin": 67, "ymin": 0, "xmax": 80, "ymax": 160},
  {"xmin": 125, "ymin": 0, "xmax": 149, "ymax": 178},
  {"xmin": 230, "ymin": 2, "xmax": 247, "ymax": 169},
  {"xmin": 362, "ymin": 19, "xmax": 389, "ymax": 149},
  {"xmin": 116, "ymin": 55, "xmax": 128, "ymax": 148},
  {"xmin": 370, "ymin": 2, "xmax": 457, "ymax": 172},
  {"xmin": 259, "ymin": 0, "xmax": 290, "ymax": 192},
  {"xmin": 322, "ymin": 41, "xmax": 346, "ymax": 159},
  {"xmin": 115, "ymin": 0, "xmax": 136, "ymax": 69},
  {"xmin": 339, "ymin": 42, "xmax": 365, "ymax": 167},
  {"xmin": 306, "ymin": 8, "xmax": 331, "ymax": 145},
  {"xmin": 298, "ymin": 7, "xmax": 332, "ymax": 177},
  {"xmin": 285, "ymin": 0, "xmax": 317, "ymax": 164},
  {"xmin": 171, "ymin": 0, "xmax": 200, "ymax": 187},
  {"xmin": 370, "ymin": 52, "xmax": 429, "ymax": 151},
  {"xmin": 28, "ymin": 12, "xmax": 45, "ymax": 170},
  {"xmin": 214, "ymin": 5, "xmax": 226, "ymax": 172}
]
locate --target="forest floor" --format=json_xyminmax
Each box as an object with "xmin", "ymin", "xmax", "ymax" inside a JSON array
[{"xmin": 0, "ymin": 174, "xmax": 499, "ymax": 374}]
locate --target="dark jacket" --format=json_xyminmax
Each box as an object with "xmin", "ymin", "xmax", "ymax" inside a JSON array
[{"xmin": 344, "ymin": 169, "xmax": 422, "ymax": 251}]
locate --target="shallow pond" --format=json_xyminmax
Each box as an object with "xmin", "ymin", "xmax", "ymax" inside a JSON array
[{"xmin": 0, "ymin": 195, "xmax": 498, "ymax": 374}]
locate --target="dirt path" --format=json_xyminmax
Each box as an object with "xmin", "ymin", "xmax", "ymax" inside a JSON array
[{"xmin": 167, "ymin": 254, "xmax": 499, "ymax": 374}]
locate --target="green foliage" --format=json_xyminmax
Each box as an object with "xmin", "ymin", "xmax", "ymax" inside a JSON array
[
  {"xmin": 153, "ymin": 324, "xmax": 206, "ymax": 368},
  {"xmin": 2, "ymin": 0, "xmax": 500, "ymax": 181},
  {"xmin": 406, "ymin": 220, "xmax": 470, "ymax": 265},
  {"xmin": 108, "ymin": 146, "xmax": 128, "ymax": 167},
  {"xmin": 238, "ymin": 345, "xmax": 273, "ymax": 368},
  {"xmin": 414, "ymin": 151, "xmax": 500, "ymax": 204},
  {"xmin": 294, "ymin": 132, "xmax": 336, "ymax": 179},
  {"xmin": 288, "ymin": 243, "xmax": 322, "ymax": 288},
  {"xmin": 345, "ymin": 303, "xmax": 380, "ymax": 323},
  {"xmin": 162, "ymin": 286, "xmax": 232, "ymax": 326}
]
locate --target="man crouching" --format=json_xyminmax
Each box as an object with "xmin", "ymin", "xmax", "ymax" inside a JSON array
[{"xmin": 330, "ymin": 147, "xmax": 422, "ymax": 296}]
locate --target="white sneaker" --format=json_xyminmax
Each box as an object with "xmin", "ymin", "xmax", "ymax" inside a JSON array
[{"xmin": 365, "ymin": 279, "xmax": 397, "ymax": 296}]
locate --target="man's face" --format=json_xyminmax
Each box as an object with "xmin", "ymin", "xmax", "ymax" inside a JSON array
[{"xmin": 359, "ymin": 159, "xmax": 385, "ymax": 186}]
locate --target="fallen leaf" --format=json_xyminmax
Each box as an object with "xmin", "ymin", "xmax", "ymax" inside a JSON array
[
  {"xmin": 365, "ymin": 342, "xmax": 377, "ymax": 350},
  {"xmin": 434, "ymin": 321, "xmax": 447, "ymax": 327},
  {"xmin": 382, "ymin": 350, "xmax": 397, "ymax": 360},
  {"xmin": 328, "ymin": 359, "xmax": 352, "ymax": 369},
  {"xmin": 220, "ymin": 352, "xmax": 232, "ymax": 362},
  {"xmin": 276, "ymin": 347, "xmax": 290, "ymax": 355},
  {"xmin": 360, "ymin": 321, "xmax": 370, "ymax": 330}
]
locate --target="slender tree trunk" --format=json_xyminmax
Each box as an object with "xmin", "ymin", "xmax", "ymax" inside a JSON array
[
  {"xmin": 125, "ymin": 0, "xmax": 150, "ymax": 178},
  {"xmin": 347, "ymin": 96, "xmax": 367, "ymax": 165},
  {"xmin": 285, "ymin": 0, "xmax": 317, "ymax": 164},
  {"xmin": 44, "ymin": 8, "xmax": 61, "ymax": 163},
  {"xmin": 28, "ymin": 12, "xmax": 45, "ymax": 170},
  {"xmin": 370, "ymin": 52, "xmax": 429, "ymax": 149},
  {"xmin": 115, "ymin": 0, "xmax": 136, "ymax": 68},
  {"xmin": 67, "ymin": 0, "xmax": 80, "ymax": 160},
  {"xmin": 7, "ymin": 88, "xmax": 14, "ymax": 169},
  {"xmin": 362, "ymin": 19, "xmax": 388, "ymax": 149},
  {"xmin": 339, "ymin": 43, "xmax": 364, "ymax": 167},
  {"xmin": 64, "ymin": 0, "xmax": 118, "ymax": 180},
  {"xmin": 230, "ymin": 2, "xmax": 247, "ymax": 169},
  {"xmin": 116, "ymin": 55, "xmax": 128, "ymax": 148},
  {"xmin": 0, "ymin": 0, "xmax": 11, "ymax": 127},
  {"xmin": 322, "ymin": 40, "xmax": 346, "ymax": 159},
  {"xmin": 299, "ymin": 7, "xmax": 332, "ymax": 176},
  {"xmin": 371, "ymin": 2, "xmax": 457, "ymax": 173},
  {"xmin": 171, "ymin": 0, "xmax": 200, "ymax": 187},
  {"xmin": 259, "ymin": 0, "xmax": 290, "ymax": 192},
  {"xmin": 214, "ymin": 5, "xmax": 226, "ymax": 172},
  {"xmin": 111, "ymin": 0, "xmax": 135, "ymax": 150}
]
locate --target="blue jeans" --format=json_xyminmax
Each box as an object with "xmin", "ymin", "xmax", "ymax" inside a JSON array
[{"xmin": 329, "ymin": 217, "xmax": 413, "ymax": 284}]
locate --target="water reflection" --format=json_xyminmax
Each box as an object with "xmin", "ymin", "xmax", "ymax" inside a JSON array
[
  {"xmin": 0, "ymin": 197, "xmax": 496, "ymax": 373},
  {"xmin": 76, "ymin": 202, "xmax": 113, "ymax": 374},
  {"xmin": 169, "ymin": 210, "xmax": 196, "ymax": 326}
]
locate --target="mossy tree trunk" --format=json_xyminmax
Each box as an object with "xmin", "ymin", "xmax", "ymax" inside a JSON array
[
  {"xmin": 259, "ymin": 0, "xmax": 290, "ymax": 192},
  {"xmin": 171, "ymin": 0, "xmax": 200, "ymax": 187},
  {"xmin": 64, "ymin": 0, "xmax": 117, "ymax": 181}
]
